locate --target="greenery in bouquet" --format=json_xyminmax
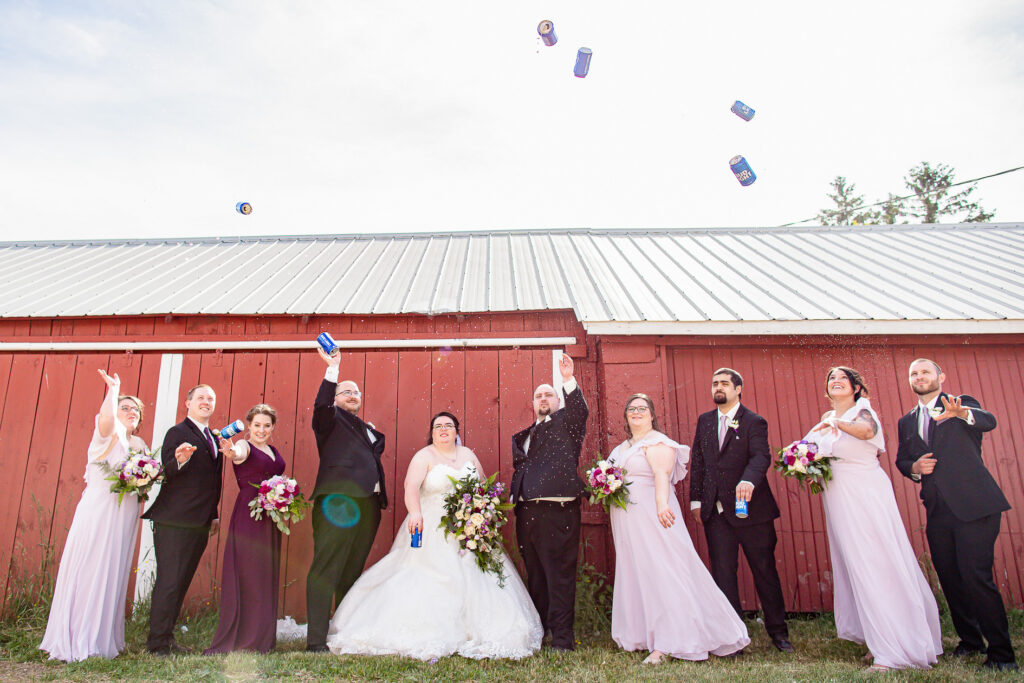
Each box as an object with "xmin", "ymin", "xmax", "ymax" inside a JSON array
[
  {"xmin": 439, "ymin": 470, "xmax": 514, "ymax": 586},
  {"xmin": 775, "ymin": 440, "xmax": 837, "ymax": 494},
  {"xmin": 248, "ymin": 474, "xmax": 311, "ymax": 535},
  {"xmin": 584, "ymin": 457, "xmax": 630, "ymax": 512},
  {"xmin": 105, "ymin": 447, "xmax": 164, "ymax": 505}
]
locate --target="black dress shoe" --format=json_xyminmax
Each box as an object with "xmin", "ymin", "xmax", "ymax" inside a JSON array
[
  {"xmin": 306, "ymin": 644, "xmax": 329, "ymax": 653},
  {"xmin": 771, "ymin": 637, "xmax": 795, "ymax": 653},
  {"xmin": 951, "ymin": 643, "xmax": 985, "ymax": 657},
  {"xmin": 983, "ymin": 659, "xmax": 1019, "ymax": 672}
]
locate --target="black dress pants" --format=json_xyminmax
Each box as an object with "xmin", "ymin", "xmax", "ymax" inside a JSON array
[
  {"xmin": 305, "ymin": 494, "xmax": 381, "ymax": 649},
  {"xmin": 147, "ymin": 522, "xmax": 210, "ymax": 651},
  {"xmin": 704, "ymin": 510, "xmax": 788, "ymax": 638},
  {"xmin": 515, "ymin": 499, "xmax": 581, "ymax": 650},
  {"xmin": 926, "ymin": 496, "xmax": 1015, "ymax": 663}
]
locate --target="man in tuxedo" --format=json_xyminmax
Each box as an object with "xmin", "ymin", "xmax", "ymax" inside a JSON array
[
  {"xmin": 689, "ymin": 368, "xmax": 792, "ymax": 652},
  {"xmin": 511, "ymin": 353, "xmax": 588, "ymax": 651},
  {"xmin": 143, "ymin": 384, "xmax": 223, "ymax": 655},
  {"xmin": 895, "ymin": 358, "xmax": 1016, "ymax": 671},
  {"xmin": 305, "ymin": 347, "xmax": 387, "ymax": 652}
]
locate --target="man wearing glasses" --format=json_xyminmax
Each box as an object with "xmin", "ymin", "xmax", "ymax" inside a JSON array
[
  {"xmin": 305, "ymin": 347, "xmax": 387, "ymax": 652},
  {"xmin": 689, "ymin": 368, "xmax": 792, "ymax": 653}
]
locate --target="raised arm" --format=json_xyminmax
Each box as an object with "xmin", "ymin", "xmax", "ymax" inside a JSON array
[
  {"xmin": 935, "ymin": 394, "xmax": 996, "ymax": 432},
  {"xmin": 96, "ymin": 369, "xmax": 121, "ymax": 438},
  {"xmin": 313, "ymin": 347, "xmax": 340, "ymax": 436}
]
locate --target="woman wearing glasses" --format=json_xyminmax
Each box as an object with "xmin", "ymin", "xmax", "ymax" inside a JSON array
[
  {"xmin": 326, "ymin": 411, "xmax": 542, "ymax": 660},
  {"xmin": 40, "ymin": 370, "xmax": 149, "ymax": 661},
  {"xmin": 607, "ymin": 394, "xmax": 748, "ymax": 664}
]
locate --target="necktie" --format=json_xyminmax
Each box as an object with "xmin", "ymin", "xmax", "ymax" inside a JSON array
[
  {"xmin": 919, "ymin": 407, "xmax": 930, "ymax": 443},
  {"xmin": 204, "ymin": 427, "xmax": 217, "ymax": 459},
  {"xmin": 718, "ymin": 414, "xmax": 728, "ymax": 449}
]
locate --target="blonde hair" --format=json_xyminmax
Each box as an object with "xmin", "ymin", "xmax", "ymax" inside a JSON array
[{"xmin": 246, "ymin": 403, "xmax": 278, "ymax": 425}]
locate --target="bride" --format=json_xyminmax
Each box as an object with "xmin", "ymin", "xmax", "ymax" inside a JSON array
[{"xmin": 326, "ymin": 411, "xmax": 543, "ymax": 660}]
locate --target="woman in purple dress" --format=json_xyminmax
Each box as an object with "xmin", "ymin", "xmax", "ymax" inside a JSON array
[
  {"xmin": 608, "ymin": 394, "xmax": 749, "ymax": 664},
  {"xmin": 205, "ymin": 404, "xmax": 287, "ymax": 654}
]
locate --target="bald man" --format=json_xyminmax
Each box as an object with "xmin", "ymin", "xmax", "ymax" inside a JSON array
[{"xmin": 511, "ymin": 353, "xmax": 589, "ymax": 651}]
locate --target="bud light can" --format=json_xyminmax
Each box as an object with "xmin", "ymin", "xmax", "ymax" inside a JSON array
[
  {"xmin": 235, "ymin": 202, "xmax": 252, "ymax": 215},
  {"xmin": 316, "ymin": 332, "xmax": 338, "ymax": 356},
  {"xmin": 219, "ymin": 419, "xmax": 245, "ymax": 439},
  {"xmin": 735, "ymin": 498, "xmax": 749, "ymax": 518},
  {"xmin": 411, "ymin": 527, "xmax": 422, "ymax": 548},
  {"xmin": 574, "ymin": 47, "xmax": 592, "ymax": 78},
  {"xmin": 537, "ymin": 20, "xmax": 557, "ymax": 46},
  {"xmin": 729, "ymin": 155, "xmax": 756, "ymax": 186},
  {"xmin": 730, "ymin": 100, "xmax": 755, "ymax": 121}
]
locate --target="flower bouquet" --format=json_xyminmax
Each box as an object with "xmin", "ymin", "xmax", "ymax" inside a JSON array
[
  {"xmin": 105, "ymin": 448, "xmax": 164, "ymax": 505},
  {"xmin": 438, "ymin": 469, "xmax": 514, "ymax": 586},
  {"xmin": 584, "ymin": 458, "xmax": 630, "ymax": 512},
  {"xmin": 248, "ymin": 475, "xmax": 311, "ymax": 535},
  {"xmin": 775, "ymin": 440, "xmax": 837, "ymax": 494}
]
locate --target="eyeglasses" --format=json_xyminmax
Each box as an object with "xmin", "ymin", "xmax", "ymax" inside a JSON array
[
  {"xmin": 119, "ymin": 404, "xmax": 141, "ymax": 414},
  {"xmin": 336, "ymin": 390, "xmax": 362, "ymax": 398},
  {"xmin": 626, "ymin": 406, "xmax": 649, "ymax": 414},
  {"xmin": 432, "ymin": 423, "xmax": 456, "ymax": 431}
]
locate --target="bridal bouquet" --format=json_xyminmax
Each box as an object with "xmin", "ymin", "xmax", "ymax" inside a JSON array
[
  {"xmin": 775, "ymin": 440, "xmax": 837, "ymax": 494},
  {"xmin": 248, "ymin": 475, "xmax": 311, "ymax": 535},
  {"xmin": 439, "ymin": 470, "xmax": 514, "ymax": 586},
  {"xmin": 584, "ymin": 458, "xmax": 630, "ymax": 512},
  {"xmin": 105, "ymin": 448, "xmax": 164, "ymax": 505}
]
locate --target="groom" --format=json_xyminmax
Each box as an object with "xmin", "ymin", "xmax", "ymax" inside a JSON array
[
  {"xmin": 689, "ymin": 368, "xmax": 792, "ymax": 653},
  {"xmin": 895, "ymin": 358, "xmax": 1016, "ymax": 671},
  {"xmin": 305, "ymin": 347, "xmax": 387, "ymax": 653},
  {"xmin": 511, "ymin": 353, "xmax": 588, "ymax": 651}
]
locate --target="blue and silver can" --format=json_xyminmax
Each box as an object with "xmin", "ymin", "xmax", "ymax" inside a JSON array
[
  {"xmin": 411, "ymin": 527, "xmax": 422, "ymax": 548},
  {"xmin": 235, "ymin": 202, "xmax": 252, "ymax": 215},
  {"xmin": 729, "ymin": 155, "xmax": 756, "ymax": 186},
  {"xmin": 537, "ymin": 20, "xmax": 557, "ymax": 46},
  {"xmin": 735, "ymin": 498, "xmax": 749, "ymax": 518},
  {"xmin": 219, "ymin": 419, "xmax": 245, "ymax": 439},
  {"xmin": 574, "ymin": 47, "xmax": 592, "ymax": 78},
  {"xmin": 316, "ymin": 332, "xmax": 338, "ymax": 356},
  {"xmin": 730, "ymin": 100, "xmax": 755, "ymax": 121}
]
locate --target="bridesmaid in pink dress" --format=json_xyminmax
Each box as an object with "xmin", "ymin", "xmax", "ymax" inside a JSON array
[
  {"xmin": 803, "ymin": 367, "xmax": 942, "ymax": 671},
  {"xmin": 608, "ymin": 393, "xmax": 749, "ymax": 664}
]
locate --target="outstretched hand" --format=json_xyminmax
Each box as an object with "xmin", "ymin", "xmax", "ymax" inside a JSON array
[
  {"xmin": 218, "ymin": 438, "xmax": 235, "ymax": 458},
  {"xmin": 933, "ymin": 395, "xmax": 969, "ymax": 421},
  {"xmin": 317, "ymin": 346, "xmax": 341, "ymax": 368},
  {"xmin": 97, "ymin": 368, "xmax": 121, "ymax": 388},
  {"xmin": 558, "ymin": 353, "xmax": 574, "ymax": 382}
]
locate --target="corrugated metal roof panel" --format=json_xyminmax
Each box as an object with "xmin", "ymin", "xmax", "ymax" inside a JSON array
[{"xmin": 2, "ymin": 224, "xmax": 1023, "ymax": 324}]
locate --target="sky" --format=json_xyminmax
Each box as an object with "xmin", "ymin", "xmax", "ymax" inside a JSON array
[{"xmin": 0, "ymin": 0, "xmax": 1022, "ymax": 242}]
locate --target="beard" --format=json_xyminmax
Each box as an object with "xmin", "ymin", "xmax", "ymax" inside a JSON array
[
  {"xmin": 536, "ymin": 404, "xmax": 552, "ymax": 417},
  {"xmin": 713, "ymin": 393, "xmax": 728, "ymax": 405},
  {"xmin": 912, "ymin": 381, "xmax": 939, "ymax": 396}
]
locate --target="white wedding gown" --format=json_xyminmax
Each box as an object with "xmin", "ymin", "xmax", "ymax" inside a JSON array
[{"xmin": 326, "ymin": 462, "xmax": 543, "ymax": 660}]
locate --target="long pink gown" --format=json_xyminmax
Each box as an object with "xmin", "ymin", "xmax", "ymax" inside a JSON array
[
  {"xmin": 805, "ymin": 397, "xmax": 942, "ymax": 669},
  {"xmin": 609, "ymin": 430, "xmax": 749, "ymax": 660},
  {"xmin": 40, "ymin": 417, "xmax": 141, "ymax": 661}
]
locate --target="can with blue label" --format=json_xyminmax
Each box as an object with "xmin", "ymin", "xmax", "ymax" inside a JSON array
[
  {"xmin": 411, "ymin": 527, "xmax": 422, "ymax": 548},
  {"xmin": 219, "ymin": 419, "xmax": 245, "ymax": 439},
  {"xmin": 317, "ymin": 332, "xmax": 338, "ymax": 356},
  {"xmin": 537, "ymin": 20, "xmax": 557, "ymax": 46},
  {"xmin": 235, "ymin": 202, "xmax": 252, "ymax": 215},
  {"xmin": 730, "ymin": 100, "xmax": 755, "ymax": 121},
  {"xmin": 574, "ymin": 48, "xmax": 592, "ymax": 78},
  {"xmin": 729, "ymin": 155, "xmax": 756, "ymax": 186},
  {"xmin": 735, "ymin": 498, "xmax": 749, "ymax": 518}
]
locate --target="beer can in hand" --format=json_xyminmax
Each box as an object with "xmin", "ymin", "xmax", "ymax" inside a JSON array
[
  {"xmin": 730, "ymin": 100, "xmax": 755, "ymax": 121},
  {"xmin": 735, "ymin": 498, "xmax": 749, "ymax": 518},
  {"xmin": 411, "ymin": 527, "xmax": 422, "ymax": 548},
  {"xmin": 574, "ymin": 48, "xmax": 592, "ymax": 78},
  {"xmin": 219, "ymin": 419, "xmax": 245, "ymax": 439},
  {"xmin": 729, "ymin": 155, "xmax": 756, "ymax": 186},
  {"xmin": 317, "ymin": 332, "xmax": 338, "ymax": 356},
  {"xmin": 537, "ymin": 20, "xmax": 557, "ymax": 46}
]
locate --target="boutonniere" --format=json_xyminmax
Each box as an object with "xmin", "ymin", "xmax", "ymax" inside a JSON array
[
  {"xmin": 928, "ymin": 406, "xmax": 943, "ymax": 419},
  {"xmin": 728, "ymin": 419, "xmax": 740, "ymax": 433}
]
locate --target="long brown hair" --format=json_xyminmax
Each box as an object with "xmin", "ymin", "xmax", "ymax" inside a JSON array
[{"xmin": 623, "ymin": 393, "xmax": 660, "ymax": 439}]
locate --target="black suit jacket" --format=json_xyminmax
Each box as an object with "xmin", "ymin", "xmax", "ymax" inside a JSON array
[
  {"xmin": 689, "ymin": 404, "xmax": 780, "ymax": 526},
  {"xmin": 142, "ymin": 419, "xmax": 223, "ymax": 527},
  {"xmin": 511, "ymin": 384, "xmax": 589, "ymax": 502},
  {"xmin": 895, "ymin": 392, "xmax": 1009, "ymax": 522},
  {"xmin": 310, "ymin": 379, "xmax": 387, "ymax": 509}
]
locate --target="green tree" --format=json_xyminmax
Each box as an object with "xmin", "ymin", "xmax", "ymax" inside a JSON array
[
  {"xmin": 817, "ymin": 176, "xmax": 879, "ymax": 226},
  {"xmin": 877, "ymin": 193, "xmax": 906, "ymax": 225},
  {"xmin": 903, "ymin": 161, "xmax": 994, "ymax": 223}
]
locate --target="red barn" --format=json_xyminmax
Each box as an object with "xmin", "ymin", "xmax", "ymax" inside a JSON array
[{"xmin": 1, "ymin": 223, "xmax": 1022, "ymax": 619}]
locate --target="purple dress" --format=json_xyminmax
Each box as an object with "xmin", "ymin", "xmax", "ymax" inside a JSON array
[
  {"xmin": 205, "ymin": 443, "xmax": 286, "ymax": 654},
  {"xmin": 608, "ymin": 431, "xmax": 749, "ymax": 660}
]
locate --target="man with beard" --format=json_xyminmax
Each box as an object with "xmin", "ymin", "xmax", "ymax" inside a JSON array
[
  {"xmin": 305, "ymin": 347, "xmax": 387, "ymax": 653},
  {"xmin": 895, "ymin": 358, "xmax": 1016, "ymax": 671},
  {"xmin": 689, "ymin": 368, "xmax": 792, "ymax": 653},
  {"xmin": 511, "ymin": 353, "xmax": 588, "ymax": 651}
]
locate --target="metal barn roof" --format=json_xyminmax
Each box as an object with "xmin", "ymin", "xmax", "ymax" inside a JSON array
[{"xmin": 2, "ymin": 224, "xmax": 1023, "ymax": 334}]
